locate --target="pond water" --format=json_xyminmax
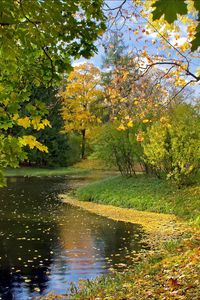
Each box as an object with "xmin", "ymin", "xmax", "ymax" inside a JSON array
[{"xmin": 0, "ymin": 176, "xmax": 148, "ymax": 300}]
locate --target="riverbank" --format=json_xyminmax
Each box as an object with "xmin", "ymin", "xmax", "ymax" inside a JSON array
[
  {"xmin": 57, "ymin": 173, "xmax": 200, "ymax": 300},
  {"xmin": 4, "ymin": 159, "xmax": 116, "ymax": 178},
  {"xmin": 60, "ymin": 195, "xmax": 186, "ymax": 248},
  {"xmin": 68, "ymin": 231, "xmax": 200, "ymax": 300},
  {"xmin": 5, "ymin": 166, "xmax": 90, "ymax": 177},
  {"xmin": 76, "ymin": 174, "xmax": 200, "ymax": 223}
]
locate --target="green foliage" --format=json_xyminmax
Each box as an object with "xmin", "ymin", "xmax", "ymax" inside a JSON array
[
  {"xmin": 22, "ymin": 86, "xmax": 73, "ymax": 167},
  {"xmin": 191, "ymin": 23, "xmax": 200, "ymax": 51},
  {"xmin": 0, "ymin": 135, "xmax": 26, "ymax": 187},
  {"xmin": 66, "ymin": 134, "xmax": 82, "ymax": 166},
  {"xmin": 143, "ymin": 104, "xmax": 200, "ymax": 185},
  {"xmin": 151, "ymin": 0, "xmax": 200, "ymax": 51},
  {"xmin": 152, "ymin": 0, "xmax": 187, "ymax": 23},
  {"xmin": 76, "ymin": 174, "xmax": 200, "ymax": 221},
  {"xmin": 101, "ymin": 32, "xmax": 128, "ymax": 82},
  {"xmin": 92, "ymin": 123, "xmax": 143, "ymax": 176},
  {"xmin": 0, "ymin": 0, "xmax": 105, "ymax": 185},
  {"xmin": 102, "ymin": 32, "xmax": 128, "ymax": 67}
]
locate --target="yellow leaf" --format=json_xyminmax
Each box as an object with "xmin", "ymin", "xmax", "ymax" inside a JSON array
[
  {"xmin": 17, "ymin": 117, "xmax": 31, "ymax": 129},
  {"xmin": 20, "ymin": 135, "xmax": 48, "ymax": 152},
  {"xmin": 42, "ymin": 119, "xmax": 52, "ymax": 128},
  {"xmin": 127, "ymin": 120, "xmax": 133, "ymax": 127},
  {"xmin": 117, "ymin": 124, "xmax": 126, "ymax": 131}
]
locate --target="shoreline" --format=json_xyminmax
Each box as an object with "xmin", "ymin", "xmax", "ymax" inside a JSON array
[
  {"xmin": 41, "ymin": 173, "xmax": 199, "ymax": 299},
  {"xmin": 60, "ymin": 194, "xmax": 188, "ymax": 248}
]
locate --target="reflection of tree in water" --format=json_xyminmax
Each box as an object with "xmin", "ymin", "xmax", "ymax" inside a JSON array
[
  {"xmin": 58, "ymin": 205, "xmax": 148, "ymax": 270},
  {"xmin": 91, "ymin": 219, "xmax": 149, "ymax": 267},
  {"xmin": 0, "ymin": 177, "xmax": 67, "ymax": 299},
  {"xmin": 0, "ymin": 219, "xmax": 59, "ymax": 299}
]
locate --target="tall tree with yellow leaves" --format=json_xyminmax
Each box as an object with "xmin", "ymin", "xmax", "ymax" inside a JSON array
[{"xmin": 61, "ymin": 64, "xmax": 103, "ymax": 159}]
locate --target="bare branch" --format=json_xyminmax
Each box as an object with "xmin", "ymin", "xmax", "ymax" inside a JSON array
[{"xmin": 139, "ymin": 61, "xmax": 200, "ymax": 82}]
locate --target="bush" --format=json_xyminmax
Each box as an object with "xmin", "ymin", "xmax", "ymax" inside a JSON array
[
  {"xmin": 143, "ymin": 104, "xmax": 200, "ymax": 185},
  {"xmin": 92, "ymin": 122, "xmax": 144, "ymax": 176}
]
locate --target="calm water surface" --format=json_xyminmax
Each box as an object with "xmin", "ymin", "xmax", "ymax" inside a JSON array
[{"xmin": 0, "ymin": 176, "xmax": 148, "ymax": 300}]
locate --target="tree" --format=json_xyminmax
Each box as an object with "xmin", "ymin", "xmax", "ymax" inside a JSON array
[
  {"xmin": 61, "ymin": 63, "xmax": 103, "ymax": 159},
  {"xmin": 0, "ymin": 0, "xmax": 105, "ymax": 185},
  {"xmin": 104, "ymin": 58, "xmax": 166, "ymax": 129},
  {"xmin": 102, "ymin": 32, "xmax": 128, "ymax": 67},
  {"xmin": 105, "ymin": 1, "xmax": 200, "ymax": 98}
]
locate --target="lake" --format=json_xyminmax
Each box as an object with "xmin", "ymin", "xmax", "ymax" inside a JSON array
[{"xmin": 0, "ymin": 176, "xmax": 148, "ymax": 299}]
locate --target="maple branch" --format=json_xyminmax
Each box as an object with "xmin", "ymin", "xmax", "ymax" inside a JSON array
[{"xmin": 42, "ymin": 46, "xmax": 55, "ymax": 85}]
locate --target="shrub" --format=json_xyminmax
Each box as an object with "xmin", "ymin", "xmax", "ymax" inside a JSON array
[
  {"xmin": 143, "ymin": 104, "xmax": 200, "ymax": 185},
  {"xmin": 92, "ymin": 122, "xmax": 144, "ymax": 176}
]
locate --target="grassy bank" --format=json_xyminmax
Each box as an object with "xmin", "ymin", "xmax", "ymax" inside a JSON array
[
  {"xmin": 5, "ymin": 166, "xmax": 90, "ymax": 177},
  {"xmin": 69, "ymin": 175, "xmax": 200, "ymax": 300},
  {"xmin": 76, "ymin": 175, "xmax": 200, "ymax": 222}
]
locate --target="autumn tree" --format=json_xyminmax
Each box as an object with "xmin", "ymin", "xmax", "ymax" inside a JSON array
[
  {"xmin": 0, "ymin": 0, "xmax": 105, "ymax": 185},
  {"xmin": 104, "ymin": 1, "xmax": 200, "ymax": 99},
  {"xmin": 61, "ymin": 64, "xmax": 103, "ymax": 159}
]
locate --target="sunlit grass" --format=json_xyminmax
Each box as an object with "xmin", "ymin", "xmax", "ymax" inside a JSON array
[{"xmin": 76, "ymin": 174, "xmax": 200, "ymax": 222}]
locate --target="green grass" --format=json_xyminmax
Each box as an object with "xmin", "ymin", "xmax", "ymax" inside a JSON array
[
  {"xmin": 5, "ymin": 166, "xmax": 90, "ymax": 177},
  {"xmin": 76, "ymin": 174, "xmax": 200, "ymax": 222}
]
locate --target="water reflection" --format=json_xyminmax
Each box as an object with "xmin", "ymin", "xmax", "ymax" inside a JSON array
[{"xmin": 0, "ymin": 176, "xmax": 148, "ymax": 299}]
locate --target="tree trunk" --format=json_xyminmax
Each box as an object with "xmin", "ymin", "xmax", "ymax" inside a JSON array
[{"xmin": 81, "ymin": 129, "xmax": 86, "ymax": 159}]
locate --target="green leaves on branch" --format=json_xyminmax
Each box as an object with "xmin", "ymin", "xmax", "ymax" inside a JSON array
[
  {"xmin": 0, "ymin": 136, "xmax": 26, "ymax": 187},
  {"xmin": 152, "ymin": 0, "xmax": 187, "ymax": 23}
]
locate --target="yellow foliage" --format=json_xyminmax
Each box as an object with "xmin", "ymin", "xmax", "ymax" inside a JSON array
[
  {"xmin": 61, "ymin": 63, "xmax": 103, "ymax": 134},
  {"xmin": 17, "ymin": 117, "xmax": 31, "ymax": 129},
  {"xmin": 42, "ymin": 119, "xmax": 52, "ymax": 128},
  {"xmin": 20, "ymin": 135, "xmax": 48, "ymax": 152},
  {"xmin": 31, "ymin": 117, "xmax": 51, "ymax": 131},
  {"xmin": 127, "ymin": 120, "xmax": 133, "ymax": 127}
]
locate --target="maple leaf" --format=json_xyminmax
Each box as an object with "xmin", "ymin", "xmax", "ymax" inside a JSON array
[
  {"xmin": 191, "ymin": 23, "xmax": 200, "ymax": 51},
  {"xmin": 152, "ymin": 0, "xmax": 188, "ymax": 23}
]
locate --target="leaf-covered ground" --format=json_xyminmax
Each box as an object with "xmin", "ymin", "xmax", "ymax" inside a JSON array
[{"xmin": 68, "ymin": 232, "xmax": 200, "ymax": 300}]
